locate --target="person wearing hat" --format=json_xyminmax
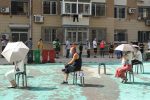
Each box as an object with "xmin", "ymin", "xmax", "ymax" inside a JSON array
[{"xmin": 61, "ymin": 47, "xmax": 82, "ymax": 84}]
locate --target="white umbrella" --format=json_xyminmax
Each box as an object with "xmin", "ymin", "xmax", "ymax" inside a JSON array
[
  {"xmin": 132, "ymin": 45, "xmax": 140, "ymax": 49},
  {"xmin": 115, "ymin": 44, "xmax": 134, "ymax": 51},
  {"xmin": 1, "ymin": 41, "xmax": 29, "ymax": 63}
]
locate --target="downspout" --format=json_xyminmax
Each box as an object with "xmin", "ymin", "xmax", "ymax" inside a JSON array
[{"xmin": 29, "ymin": 0, "xmax": 32, "ymax": 38}]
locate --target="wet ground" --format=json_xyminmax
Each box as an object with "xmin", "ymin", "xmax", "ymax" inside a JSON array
[{"xmin": 0, "ymin": 59, "xmax": 150, "ymax": 100}]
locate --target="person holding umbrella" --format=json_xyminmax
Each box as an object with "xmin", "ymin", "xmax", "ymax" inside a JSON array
[
  {"xmin": 115, "ymin": 51, "xmax": 133, "ymax": 83},
  {"xmin": 1, "ymin": 41, "xmax": 29, "ymax": 88},
  {"xmin": 5, "ymin": 60, "xmax": 24, "ymax": 88}
]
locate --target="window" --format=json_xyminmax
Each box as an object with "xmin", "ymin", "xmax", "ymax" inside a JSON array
[
  {"xmin": 43, "ymin": 0, "xmax": 57, "ymax": 14},
  {"xmin": 92, "ymin": 3, "xmax": 106, "ymax": 16},
  {"xmin": 65, "ymin": 27, "xmax": 88, "ymax": 43},
  {"xmin": 114, "ymin": 6, "xmax": 126, "ymax": 18},
  {"xmin": 11, "ymin": 0, "xmax": 29, "ymax": 15},
  {"xmin": 138, "ymin": 31, "xmax": 150, "ymax": 42},
  {"xmin": 138, "ymin": 7, "xmax": 150, "ymax": 19},
  {"xmin": 11, "ymin": 28, "xmax": 28, "ymax": 42},
  {"xmin": 90, "ymin": 29, "xmax": 106, "ymax": 42},
  {"xmin": 42, "ymin": 27, "xmax": 57, "ymax": 42},
  {"xmin": 62, "ymin": 2, "xmax": 91, "ymax": 15},
  {"xmin": 114, "ymin": 30, "xmax": 127, "ymax": 42}
]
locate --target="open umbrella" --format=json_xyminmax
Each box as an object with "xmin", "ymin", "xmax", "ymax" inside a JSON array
[
  {"xmin": 132, "ymin": 45, "xmax": 140, "ymax": 49},
  {"xmin": 1, "ymin": 41, "xmax": 29, "ymax": 63},
  {"xmin": 115, "ymin": 44, "xmax": 134, "ymax": 52}
]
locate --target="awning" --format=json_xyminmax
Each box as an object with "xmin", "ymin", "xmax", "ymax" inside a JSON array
[{"xmin": 9, "ymin": 23, "xmax": 30, "ymax": 29}]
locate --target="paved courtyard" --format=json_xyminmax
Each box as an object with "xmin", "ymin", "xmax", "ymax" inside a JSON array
[{"xmin": 0, "ymin": 57, "xmax": 150, "ymax": 100}]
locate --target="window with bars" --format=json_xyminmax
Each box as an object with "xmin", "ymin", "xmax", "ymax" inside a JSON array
[
  {"xmin": 62, "ymin": 2, "xmax": 91, "ymax": 15},
  {"xmin": 114, "ymin": 6, "xmax": 126, "ymax": 18},
  {"xmin": 114, "ymin": 30, "xmax": 127, "ymax": 42},
  {"xmin": 92, "ymin": 3, "xmax": 106, "ymax": 16},
  {"xmin": 11, "ymin": 0, "xmax": 29, "ymax": 15},
  {"xmin": 43, "ymin": 0, "xmax": 57, "ymax": 15},
  {"xmin": 90, "ymin": 29, "xmax": 106, "ymax": 42},
  {"xmin": 42, "ymin": 27, "xmax": 57, "ymax": 42},
  {"xmin": 138, "ymin": 7, "xmax": 150, "ymax": 19},
  {"xmin": 138, "ymin": 31, "xmax": 150, "ymax": 42}
]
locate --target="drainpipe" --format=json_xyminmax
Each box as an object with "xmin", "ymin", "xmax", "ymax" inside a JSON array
[{"xmin": 29, "ymin": 0, "xmax": 32, "ymax": 38}]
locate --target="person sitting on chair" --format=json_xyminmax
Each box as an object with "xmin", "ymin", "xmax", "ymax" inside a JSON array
[
  {"xmin": 61, "ymin": 47, "xmax": 82, "ymax": 84},
  {"xmin": 5, "ymin": 60, "xmax": 24, "ymax": 88},
  {"xmin": 132, "ymin": 47, "xmax": 142, "ymax": 65},
  {"xmin": 115, "ymin": 51, "xmax": 132, "ymax": 83}
]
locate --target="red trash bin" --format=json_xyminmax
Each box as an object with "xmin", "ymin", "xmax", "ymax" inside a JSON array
[
  {"xmin": 42, "ymin": 49, "xmax": 49, "ymax": 63},
  {"xmin": 49, "ymin": 50, "xmax": 55, "ymax": 63}
]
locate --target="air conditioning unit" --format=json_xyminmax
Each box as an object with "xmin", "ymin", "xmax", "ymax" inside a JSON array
[
  {"xmin": 145, "ymin": 20, "xmax": 150, "ymax": 26},
  {"xmin": 34, "ymin": 15, "xmax": 44, "ymax": 23},
  {"xmin": 137, "ymin": 16, "xmax": 142, "ymax": 21},
  {"xmin": 0, "ymin": 7, "xmax": 10, "ymax": 13},
  {"xmin": 137, "ymin": 0, "xmax": 144, "ymax": 2},
  {"xmin": 128, "ymin": 8, "xmax": 136, "ymax": 14}
]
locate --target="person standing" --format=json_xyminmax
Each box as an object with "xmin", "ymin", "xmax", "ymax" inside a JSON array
[
  {"xmin": 78, "ymin": 41, "xmax": 83, "ymax": 58},
  {"xmin": 85, "ymin": 39, "xmax": 91, "ymax": 58},
  {"xmin": 99, "ymin": 40, "xmax": 105, "ymax": 58},
  {"xmin": 93, "ymin": 38, "xmax": 97, "ymax": 58},
  {"xmin": 37, "ymin": 38, "xmax": 43, "ymax": 51},
  {"xmin": 25, "ymin": 38, "xmax": 33, "ymax": 63},
  {"xmin": 25, "ymin": 38, "xmax": 32, "ymax": 50},
  {"xmin": 1, "ymin": 36, "xmax": 8, "ymax": 58},
  {"xmin": 108, "ymin": 42, "xmax": 114, "ymax": 58},
  {"xmin": 139, "ymin": 42, "xmax": 144, "ymax": 58},
  {"xmin": 65, "ymin": 39, "xmax": 71, "ymax": 58},
  {"xmin": 147, "ymin": 40, "xmax": 150, "ymax": 50},
  {"xmin": 53, "ymin": 39, "xmax": 61, "ymax": 58}
]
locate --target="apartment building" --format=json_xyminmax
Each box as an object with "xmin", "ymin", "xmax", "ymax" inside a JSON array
[{"xmin": 0, "ymin": 0, "xmax": 150, "ymax": 54}]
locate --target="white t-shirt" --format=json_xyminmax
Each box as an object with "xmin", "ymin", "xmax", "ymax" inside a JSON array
[
  {"xmin": 134, "ymin": 51, "xmax": 142, "ymax": 61},
  {"xmin": 148, "ymin": 42, "xmax": 150, "ymax": 49},
  {"xmin": 93, "ymin": 40, "xmax": 97, "ymax": 48}
]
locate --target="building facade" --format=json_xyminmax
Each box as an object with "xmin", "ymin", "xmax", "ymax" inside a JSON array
[{"xmin": 0, "ymin": 0, "xmax": 150, "ymax": 54}]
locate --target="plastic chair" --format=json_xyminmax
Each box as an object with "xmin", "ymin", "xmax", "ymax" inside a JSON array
[
  {"xmin": 125, "ymin": 69, "xmax": 134, "ymax": 83},
  {"xmin": 15, "ymin": 64, "xmax": 27, "ymax": 87},
  {"xmin": 73, "ymin": 69, "xmax": 85, "ymax": 86},
  {"xmin": 132, "ymin": 61, "xmax": 144, "ymax": 74},
  {"xmin": 98, "ymin": 63, "xmax": 106, "ymax": 74}
]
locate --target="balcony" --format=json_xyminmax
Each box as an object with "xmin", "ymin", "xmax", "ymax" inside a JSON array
[
  {"xmin": 61, "ymin": 1, "xmax": 91, "ymax": 16},
  {"xmin": 62, "ymin": 16, "xmax": 89, "ymax": 26}
]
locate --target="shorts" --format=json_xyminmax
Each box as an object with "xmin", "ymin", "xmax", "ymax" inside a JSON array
[
  {"xmin": 62, "ymin": 64, "xmax": 81, "ymax": 74},
  {"xmin": 94, "ymin": 48, "xmax": 97, "ymax": 53}
]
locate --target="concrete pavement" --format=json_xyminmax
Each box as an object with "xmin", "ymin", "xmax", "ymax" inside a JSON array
[{"xmin": 0, "ymin": 56, "xmax": 150, "ymax": 100}]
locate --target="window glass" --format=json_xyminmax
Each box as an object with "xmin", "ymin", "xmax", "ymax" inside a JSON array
[
  {"xmin": 72, "ymin": 3, "xmax": 77, "ymax": 13},
  {"xmin": 114, "ymin": 6, "xmax": 126, "ymax": 18},
  {"xmin": 11, "ymin": 1, "xmax": 28, "ymax": 15},
  {"xmin": 43, "ymin": 1, "xmax": 57, "ymax": 14},
  {"xmin": 43, "ymin": 1, "xmax": 50, "ymax": 14},
  {"xmin": 42, "ymin": 27, "xmax": 57, "ymax": 42},
  {"xmin": 63, "ymin": 2, "xmax": 91, "ymax": 15},
  {"xmin": 65, "ymin": 3, "xmax": 71, "ymax": 13},
  {"xmin": 78, "ymin": 4, "xmax": 83, "ymax": 14},
  {"xmin": 92, "ymin": 3, "xmax": 105, "ymax": 16},
  {"xmin": 138, "ymin": 31, "xmax": 150, "ymax": 42},
  {"xmin": 114, "ymin": 30, "xmax": 127, "ymax": 42}
]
